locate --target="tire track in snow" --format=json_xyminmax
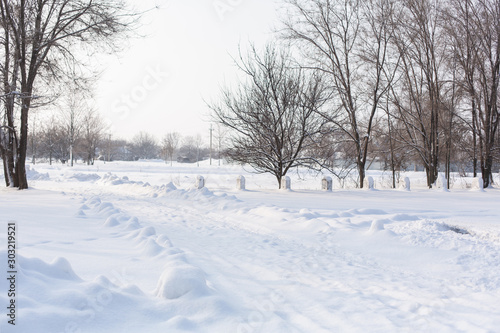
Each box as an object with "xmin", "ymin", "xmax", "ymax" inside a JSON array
[
  {"xmin": 91, "ymin": 187, "xmax": 480, "ymax": 332},
  {"xmin": 48, "ymin": 171, "xmax": 500, "ymax": 332}
]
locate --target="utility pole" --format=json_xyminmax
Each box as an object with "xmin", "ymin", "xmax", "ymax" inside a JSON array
[{"xmin": 107, "ymin": 133, "xmax": 111, "ymax": 163}]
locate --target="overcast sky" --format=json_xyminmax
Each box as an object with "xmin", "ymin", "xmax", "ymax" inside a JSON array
[{"xmin": 96, "ymin": 0, "xmax": 280, "ymax": 141}]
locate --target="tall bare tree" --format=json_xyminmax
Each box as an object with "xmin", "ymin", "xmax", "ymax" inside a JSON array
[
  {"xmin": 444, "ymin": 0, "xmax": 479, "ymax": 177},
  {"xmin": 213, "ymin": 124, "xmax": 228, "ymax": 165},
  {"xmin": 37, "ymin": 116, "xmax": 67, "ymax": 165},
  {"xmin": 445, "ymin": 0, "xmax": 500, "ymax": 187},
  {"xmin": 282, "ymin": 0, "xmax": 398, "ymax": 188},
  {"xmin": 161, "ymin": 132, "xmax": 181, "ymax": 166},
  {"xmin": 79, "ymin": 109, "xmax": 106, "ymax": 165},
  {"xmin": 209, "ymin": 44, "xmax": 327, "ymax": 188},
  {"xmin": 130, "ymin": 132, "xmax": 158, "ymax": 160},
  {"xmin": 0, "ymin": 0, "xmax": 135, "ymax": 189},
  {"xmin": 193, "ymin": 134, "xmax": 204, "ymax": 167},
  {"xmin": 61, "ymin": 92, "xmax": 87, "ymax": 167},
  {"xmin": 387, "ymin": 0, "xmax": 447, "ymax": 188}
]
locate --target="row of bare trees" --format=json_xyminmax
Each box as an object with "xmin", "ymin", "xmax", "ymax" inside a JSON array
[
  {"xmin": 127, "ymin": 131, "xmax": 214, "ymax": 164},
  {"xmin": 211, "ymin": 0, "xmax": 500, "ymax": 189},
  {"xmin": 27, "ymin": 116, "xmax": 215, "ymax": 166},
  {"xmin": 29, "ymin": 105, "xmax": 107, "ymax": 166},
  {"xmin": 133, "ymin": 132, "xmax": 216, "ymax": 164},
  {"xmin": 0, "ymin": 0, "xmax": 134, "ymax": 189}
]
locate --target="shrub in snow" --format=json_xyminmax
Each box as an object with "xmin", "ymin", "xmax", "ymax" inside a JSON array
[
  {"xmin": 237, "ymin": 175, "xmax": 246, "ymax": 190},
  {"xmin": 281, "ymin": 176, "xmax": 291, "ymax": 190},
  {"xmin": 196, "ymin": 175, "xmax": 205, "ymax": 189},
  {"xmin": 322, "ymin": 176, "xmax": 332, "ymax": 191}
]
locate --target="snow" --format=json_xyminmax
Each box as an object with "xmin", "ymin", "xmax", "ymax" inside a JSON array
[{"xmin": 1, "ymin": 160, "xmax": 500, "ymax": 332}]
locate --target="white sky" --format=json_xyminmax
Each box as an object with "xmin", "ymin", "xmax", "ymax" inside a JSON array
[{"xmin": 96, "ymin": 0, "xmax": 280, "ymax": 142}]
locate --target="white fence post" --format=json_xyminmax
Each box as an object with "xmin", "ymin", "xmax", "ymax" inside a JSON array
[
  {"xmin": 437, "ymin": 174, "xmax": 449, "ymax": 192},
  {"xmin": 322, "ymin": 176, "xmax": 332, "ymax": 191},
  {"xmin": 472, "ymin": 177, "xmax": 484, "ymax": 192},
  {"xmin": 196, "ymin": 175, "xmax": 205, "ymax": 189},
  {"xmin": 364, "ymin": 176, "xmax": 374, "ymax": 190},
  {"xmin": 237, "ymin": 175, "xmax": 245, "ymax": 190},
  {"xmin": 400, "ymin": 177, "xmax": 410, "ymax": 191},
  {"xmin": 281, "ymin": 176, "xmax": 291, "ymax": 190}
]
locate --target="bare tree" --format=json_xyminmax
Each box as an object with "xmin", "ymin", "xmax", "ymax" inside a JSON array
[
  {"xmin": 62, "ymin": 90, "xmax": 89, "ymax": 167},
  {"xmin": 213, "ymin": 124, "xmax": 228, "ymax": 165},
  {"xmin": 161, "ymin": 132, "xmax": 181, "ymax": 166},
  {"xmin": 371, "ymin": 95, "xmax": 413, "ymax": 188},
  {"xmin": 37, "ymin": 116, "xmax": 68, "ymax": 165},
  {"xmin": 130, "ymin": 132, "xmax": 158, "ymax": 160},
  {"xmin": 79, "ymin": 109, "xmax": 106, "ymax": 165},
  {"xmin": 445, "ymin": 0, "xmax": 500, "ymax": 187},
  {"xmin": 443, "ymin": 0, "xmax": 479, "ymax": 177},
  {"xmin": 305, "ymin": 126, "xmax": 359, "ymax": 183},
  {"xmin": 386, "ymin": 0, "xmax": 448, "ymax": 188},
  {"xmin": 0, "ymin": 0, "xmax": 135, "ymax": 189},
  {"xmin": 103, "ymin": 136, "xmax": 130, "ymax": 162},
  {"xmin": 194, "ymin": 134, "xmax": 204, "ymax": 167},
  {"xmin": 282, "ymin": 0, "xmax": 398, "ymax": 188},
  {"xmin": 177, "ymin": 135, "xmax": 208, "ymax": 164},
  {"xmin": 97, "ymin": 137, "xmax": 131, "ymax": 161},
  {"xmin": 209, "ymin": 44, "xmax": 327, "ymax": 188},
  {"xmin": 178, "ymin": 135, "xmax": 196, "ymax": 162}
]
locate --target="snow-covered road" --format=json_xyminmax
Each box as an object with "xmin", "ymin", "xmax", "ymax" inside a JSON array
[{"xmin": 1, "ymin": 161, "xmax": 500, "ymax": 332}]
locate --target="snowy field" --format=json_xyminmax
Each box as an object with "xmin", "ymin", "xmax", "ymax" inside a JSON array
[{"xmin": 1, "ymin": 160, "xmax": 500, "ymax": 333}]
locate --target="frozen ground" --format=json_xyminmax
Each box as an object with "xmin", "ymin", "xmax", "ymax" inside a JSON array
[{"xmin": 1, "ymin": 160, "xmax": 500, "ymax": 332}]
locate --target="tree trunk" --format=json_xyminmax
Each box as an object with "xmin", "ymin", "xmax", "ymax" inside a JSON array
[
  {"xmin": 3, "ymin": 98, "xmax": 17, "ymax": 187},
  {"xmin": 472, "ymin": 100, "xmax": 477, "ymax": 177},
  {"xmin": 482, "ymin": 155, "xmax": 493, "ymax": 188},
  {"xmin": 276, "ymin": 174, "xmax": 282, "ymax": 189},
  {"xmin": 387, "ymin": 109, "xmax": 396, "ymax": 189},
  {"xmin": 445, "ymin": 142, "xmax": 451, "ymax": 189},
  {"xmin": 358, "ymin": 162, "xmax": 366, "ymax": 189},
  {"xmin": 5, "ymin": 141, "xmax": 16, "ymax": 187},
  {"xmin": 16, "ymin": 103, "xmax": 31, "ymax": 189},
  {"xmin": 2, "ymin": 153, "xmax": 10, "ymax": 187}
]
